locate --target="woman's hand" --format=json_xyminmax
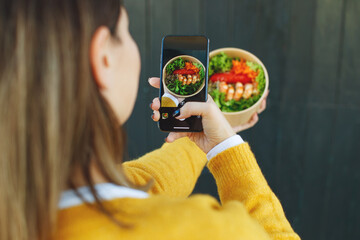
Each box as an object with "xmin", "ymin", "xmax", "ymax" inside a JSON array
[
  {"xmin": 148, "ymin": 77, "xmax": 268, "ymax": 153},
  {"xmin": 232, "ymin": 89, "xmax": 269, "ymax": 133}
]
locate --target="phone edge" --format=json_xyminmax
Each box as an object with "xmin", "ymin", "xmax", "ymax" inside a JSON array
[{"xmin": 157, "ymin": 35, "xmax": 210, "ymax": 132}]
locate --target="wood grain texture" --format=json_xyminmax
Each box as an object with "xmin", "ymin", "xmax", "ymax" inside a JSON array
[
  {"xmin": 123, "ymin": 0, "xmax": 149, "ymax": 159},
  {"xmin": 309, "ymin": 0, "xmax": 343, "ymax": 105},
  {"xmin": 123, "ymin": 0, "xmax": 360, "ymax": 239},
  {"xmin": 338, "ymin": 0, "xmax": 360, "ymax": 107},
  {"xmin": 147, "ymin": 0, "xmax": 174, "ymax": 150}
]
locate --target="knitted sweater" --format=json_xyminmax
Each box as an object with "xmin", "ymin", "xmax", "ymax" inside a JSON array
[{"xmin": 55, "ymin": 137, "xmax": 300, "ymax": 240}]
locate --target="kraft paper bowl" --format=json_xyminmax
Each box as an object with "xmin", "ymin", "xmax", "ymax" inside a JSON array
[
  {"xmin": 162, "ymin": 55, "xmax": 206, "ymax": 98},
  {"xmin": 209, "ymin": 48, "xmax": 269, "ymax": 127}
]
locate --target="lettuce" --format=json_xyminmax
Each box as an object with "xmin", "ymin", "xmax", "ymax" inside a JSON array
[
  {"xmin": 166, "ymin": 77, "xmax": 204, "ymax": 96},
  {"xmin": 166, "ymin": 57, "xmax": 185, "ymax": 75},
  {"xmin": 193, "ymin": 62, "xmax": 205, "ymax": 80},
  {"xmin": 209, "ymin": 60, "xmax": 266, "ymax": 112},
  {"xmin": 209, "ymin": 52, "xmax": 232, "ymax": 76},
  {"xmin": 210, "ymin": 88, "xmax": 263, "ymax": 112}
]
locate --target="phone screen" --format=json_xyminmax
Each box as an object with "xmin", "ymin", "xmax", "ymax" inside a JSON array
[{"xmin": 159, "ymin": 35, "xmax": 209, "ymax": 132}]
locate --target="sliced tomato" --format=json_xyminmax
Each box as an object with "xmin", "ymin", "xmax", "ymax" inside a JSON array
[
  {"xmin": 173, "ymin": 69, "xmax": 196, "ymax": 75},
  {"xmin": 210, "ymin": 73, "xmax": 253, "ymax": 84}
]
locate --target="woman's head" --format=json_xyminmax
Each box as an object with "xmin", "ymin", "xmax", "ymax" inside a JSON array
[
  {"xmin": 90, "ymin": 5, "xmax": 141, "ymax": 124},
  {"xmin": 0, "ymin": 0, "xmax": 143, "ymax": 239}
]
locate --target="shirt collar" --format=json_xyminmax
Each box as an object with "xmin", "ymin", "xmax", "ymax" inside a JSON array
[{"xmin": 58, "ymin": 183, "xmax": 149, "ymax": 209}]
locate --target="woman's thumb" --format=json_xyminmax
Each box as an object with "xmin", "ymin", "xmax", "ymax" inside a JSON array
[{"xmin": 175, "ymin": 101, "xmax": 209, "ymax": 120}]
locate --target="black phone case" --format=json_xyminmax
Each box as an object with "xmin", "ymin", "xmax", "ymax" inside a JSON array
[{"xmin": 158, "ymin": 35, "xmax": 209, "ymax": 132}]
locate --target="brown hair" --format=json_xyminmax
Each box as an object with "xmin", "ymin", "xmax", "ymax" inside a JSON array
[{"xmin": 0, "ymin": 0, "xmax": 147, "ymax": 239}]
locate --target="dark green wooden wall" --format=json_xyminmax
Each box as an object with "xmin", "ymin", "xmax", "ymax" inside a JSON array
[{"xmin": 123, "ymin": 0, "xmax": 360, "ymax": 239}]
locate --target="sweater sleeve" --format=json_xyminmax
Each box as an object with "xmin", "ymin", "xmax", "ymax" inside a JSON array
[
  {"xmin": 122, "ymin": 137, "xmax": 207, "ymax": 197},
  {"xmin": 207, "ymin": 142, "xmax": 301, "ymax": 240}
]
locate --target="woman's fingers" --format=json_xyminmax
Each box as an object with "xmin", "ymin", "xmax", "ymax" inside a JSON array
[
  {"xmin": 232, "ymin": 113, "xmax": 259, "ymax": 133},
  {"xmin": 165, "ymin": 132, "xmax": 188, "ymax": 143},
  {"xmin": 149, "ymin": 98, "xmax": 161, "ymax": 121},
  {"xmin": 148, "ymin": 77, "xmax": 160, "ymax": 89},
  {"xmin": 246, "ymin": 113, "xmax": 259, "ymax": 128},
  {"xmin": 151, "ymin": 110, "xmax": 160, "ymax": 122},
  {"xmin": 150, "ymin": 97, "xmax": 160, "ymax": 111},
  {"xmin": 257, "ymin": 100, "xmax": 266, "ymax": 114},
  {"xmin": 232, "ymin": 90, "xmax": 268, "ymax": 132},
  {"xmin": 148, "ymin": 77, "xmax": 160, "ymax": 122},
  {"xmin": 207, "ymin": 94, "xmax": 215, "ymax": 103},
  {"xmin": 174, "ymin": 101, "xmax": 210, "ymax": 119}
]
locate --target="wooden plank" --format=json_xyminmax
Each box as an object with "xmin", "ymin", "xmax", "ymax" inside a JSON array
[
  {"xmin": 274, "ymin": 105, "xmax": 309, "ymax": 231},
  {"xmin": 308, "ymin": 0, "xmax": 343, "ymax": 105},
  {"xmin": 299, "ymin": 0, "xmax": 345, "ymax": 237},
  {"xmin": 123, "ymin": 0, "xmax": 149, "ymax": 159},
  {"xmin": 281, "ymin": 0, "xmax": 317, "ymax": 105},
  {"xmin": 173, "ymin": 0, "xmax": 201, "ymax": 34},
  {"xmin": 344, "ymin": 121, "xmax": 360, "ymax": 239},
  {"xmin": 307, "ymin": 2, "xmax": 360, "ymax": 238},
  {"xmin": 298, "ymin": 106, "xmax": 337, "ymax": 239},
  {"xmin": 251, "ymin": 0, "xmax": 292, "ymax": 104},
  {"xmin": 274, "ymin": 0, "xmax": 317, "ymax": 232},
  {"xmin": 204, "ymin": 0, "xmax": 230, "ymax": 49},
  {"xmin": 243, "ymin": 103, "xmax": 281, "ymax": 189},
  {"xmin": 147, "ymin": 0, "xmax": 175, "ymax": 150},
  {"xmin": 232, "ymin": 0, "xmax": 258, "ymax": 51},
  {"xmin": 232, "ymin": 0, "xmax": 292, "ymax": 191},
  {"xmin": 338, "ymin": 0, "xmax": 360, "ymax": 107},
  {"xmin": 319, "ymin": 107, "xmax": 360, "ymax": 239},
  {"xmin": 228, "ymin": 1, "xmax": 293, "ymax": 214}
]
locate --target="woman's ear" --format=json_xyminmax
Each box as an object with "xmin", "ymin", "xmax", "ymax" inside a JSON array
[{"xmin": 90, "ymin": 26, "xmax": 112, "ymax": 90}]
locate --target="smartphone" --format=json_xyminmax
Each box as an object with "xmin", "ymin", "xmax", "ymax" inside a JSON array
[{"xmin": 158, "ymin": 35, "xmax": 209, "ymax": 132}]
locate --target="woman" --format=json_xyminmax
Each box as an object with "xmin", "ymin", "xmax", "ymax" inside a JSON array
[{"xmin": 0, "ymin": 0, "xmax": 300, "ymax": 239}]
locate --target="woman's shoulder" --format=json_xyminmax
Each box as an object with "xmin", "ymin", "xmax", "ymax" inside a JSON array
[{"xmin": 55, "ymin": 193, "xmax": 270, "ymax": 240}]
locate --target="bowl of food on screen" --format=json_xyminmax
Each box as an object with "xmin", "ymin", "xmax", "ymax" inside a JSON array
[
  {"xmin": 208, "ymin": 48, "xmax": 269, "ymax": 126},
  {"xmin": 162, "ymin": 55, "xmax": 206, "ymax": 98}
]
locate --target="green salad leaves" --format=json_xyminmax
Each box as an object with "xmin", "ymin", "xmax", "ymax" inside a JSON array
[
  {"xmin": 166, "ymin": 57, "xmax": 185, "ymax": 75},
  {"xmin": 165, "ymin": 57, "xmax": 205, "ymax": 96},
  {"xmin": 208, "ymin": 52, "xmax": 266, "ymax": 112},
  {"xmin": 210, "ymin": 88, "xmax": 263, "ymax": 112},
  {"xmin": 193, "ymin": 62, "xmax": 205, "ymax": 80},
  {"xmin": 166, "ymin": 78, "xmax": 204, "ymax": 96},
  {"xmin": 209, "ymin": 52, "xmax": 232, "ymax": 76}
]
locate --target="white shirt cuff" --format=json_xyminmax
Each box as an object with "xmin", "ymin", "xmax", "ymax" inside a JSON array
[{"xmin": 206, "ymin": 134, "xmax": 244, "ymax": 161}]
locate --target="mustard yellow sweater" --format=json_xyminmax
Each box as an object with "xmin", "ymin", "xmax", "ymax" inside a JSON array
[{"xmin": 56, "ymin": 137, "xmax": 300, "ymax": 240}]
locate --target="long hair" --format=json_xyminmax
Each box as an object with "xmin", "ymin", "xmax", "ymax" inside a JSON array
[{"xmin": 0, "ymin": 0, "xmax": 147, "ymax": 239}]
